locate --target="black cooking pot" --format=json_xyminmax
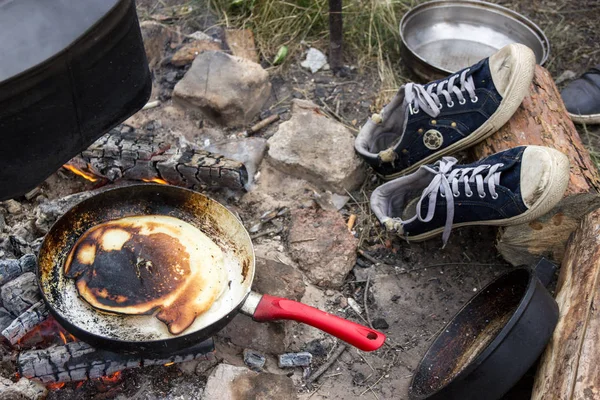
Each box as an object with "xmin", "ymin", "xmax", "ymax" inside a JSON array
[
  {"xmin": 408, "ymin": 259, "xmax": 559, "ymax": 400},
  {"xmin": 0, "ymin": 0, "xmax": 151, "ymax": 201}
]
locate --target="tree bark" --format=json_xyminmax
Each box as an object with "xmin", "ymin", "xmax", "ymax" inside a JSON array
[
  {"xmin": 328, "ymin": 0, "xmax": 343, "ymax": 72},
  {"xmin": 532, "ymin": 209, "xmax": 600, "ymax": 400},
  {"xmin": 470, "ymin": 65, "xmax": 600, "ymax": 266}
]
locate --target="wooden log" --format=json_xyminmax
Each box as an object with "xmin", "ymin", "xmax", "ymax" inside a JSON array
[
  {"xmin": 0, "ymin": 272, "xmax": 40, "ymax": 316},
  {"xmin": 2, "ymin": 300, "xmax": 49, "ymax": 345},
  {"xmin": 66, "ymin": 127, "xmax": 249, "ymax": 190},
  {"xmin": 18, "ymin": 339, "xmax": 215, "ymax": 383},
  {"xmin": 470, "ymin": 65, "xmax": 600, "ymax": 266},
  {"xmin": 0, "ymin": 254, "xmax": 36, "ymax": 286},
  {"xmin": 532, "ymin": 209, "xmax": 600, "ymax": 400}
]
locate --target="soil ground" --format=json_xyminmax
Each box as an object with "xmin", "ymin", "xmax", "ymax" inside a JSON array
[{"xmin": 38, "ymin": 0, "xmax": 600, "ymax": 399}]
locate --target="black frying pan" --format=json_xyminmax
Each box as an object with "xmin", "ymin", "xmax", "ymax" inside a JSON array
[{"xmin": 37, "ymin": 184, "xmax": 385, "ymax": 355}]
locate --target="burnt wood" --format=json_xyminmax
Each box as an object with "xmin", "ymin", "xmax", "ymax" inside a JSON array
[
  {"xmin": 2, "ymin": 300, "xmax": 49, "ymax": 345},
  {"xmin": 0, "ymin": 272, "xmax": 40, "ymax": 316},
  {"xmin": 0, "ymin": 254, "xmax": 36, "ymax": 286},
  {"xmin": 66, "ymin": 128, "xmax": 248, "ymax": 190},
  {"xmin": 18, "ymin": 339, "xmax": 215, "ymax": 383}
]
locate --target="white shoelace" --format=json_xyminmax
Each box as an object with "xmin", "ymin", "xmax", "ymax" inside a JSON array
[
  {"xmin": 403, "ymin": 157, "xmax": 504, "ymax": 246},
  {"xmin": 404, "ymin": 68, "xmax": 477, "ymax": 118}
]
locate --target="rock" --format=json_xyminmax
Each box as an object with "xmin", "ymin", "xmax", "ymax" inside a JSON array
[
  {"xmin": 206, "ymin": 138, "xmax": 268, "ymax": 188},
  {"xmin": 243, "ymin": 349, "xmax": 266, "ymax": 371},
  {"xmin": 173, "ymin": 51, "xmax": 271, "ymax": 127},
  {"xmin": 303, "ymin": 339, "xmax": 328, "ymax": 357},
  {"xmin": 0, "ymin": 377, "xmax": 47, "ymax": 400},
  {"xmin": 203, "ymin": 364, "xmax": 298, "ymax": 400},
  {"xmin": 253, "ymin": 258, "xmax": 305, "ymax": 301},
  {"xmin": 353, "ymin": 266, "xmax": 373, "ymax": 283},
  {"xmin": 4, "ymin": 200, "xmax": 22, "ymax": 215},
  {"xmin": 140, "ymin": 21, "xmax": 183, "ymax": 68},
  {"xmin": 170, "ymin": 40, "xmax": 222, "ymax": 66},
  {"xmin": 288, "ymin": 208, "xmax": 358, "ymax": 288},
  {"xmin": 278, "ymin": 352, "xmax": 312, "ymax": 368},
  {"xmin": 224, "ymin": 29, "xmax": 259, "ymax": 63},
  {"xmin": 188, "ymin": 31, "xmax": 215, "ymax": 42},
  {"xmin": 217, "ymin": 314, "xmax": 286, "ymax": 354},
  {"xmin": 301, "ymin": 48, "xmax": 328, "ymax": 73},
  {"xmin": 372, "ymin": 318, "xmax": 389, "ymax": 330},
  {"xmin": 267, "ymin": 99, "xmax": 366, "ymax": 193}
]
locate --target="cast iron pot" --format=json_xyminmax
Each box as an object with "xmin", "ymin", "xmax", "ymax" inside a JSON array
[
  {"xmin": 37, "ymin": 184, "xmax": 386, "ymax": 356},
  {"xmin": 0, "ymin": 0, "xmax": 151, "ymax": 201},
  {"xmin": 408, "ymin": 259, "xmax": 558, "ymax": 400}
]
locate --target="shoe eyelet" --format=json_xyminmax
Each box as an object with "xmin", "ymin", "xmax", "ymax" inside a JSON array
[
  {"xmin": 479, "ymin": 192, "xmax": 486, "ymax": 198},
  {"xmin": 411, "ymin": 105, "xmax": 419, "ymax": 114},
  {"xmin": 447, "ymin": 101, "xmax": 454, "ymax": 108},
  {"xmin": 453, "ymin": 191, "xmax": 460, "ymax": 197},
  {"xmin": 471, "ymin": 96, "xmax": 479, "ymax": 103},
  {"xmin": 465, "ymin": 191, "xmax": 473, "ymax": 197},
  {"xmin": 440, "ymin": 192, "xmax": 445, "ymax": 198},
  {"xmin": 459, "ymin": 98, "xmax": 466, "ymax": 105},
  {"xmin": 491, "ymin": 193, "xmax": 499, "ymax": 200}
]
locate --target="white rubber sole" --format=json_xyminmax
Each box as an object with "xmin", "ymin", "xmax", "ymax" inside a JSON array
[
  {"xmin": 569, "ymin": 112, "xmax": 600, "ymax": 125},
  {"xmin": 401, "ymin": 148, "xmax": 570, "ymax": 242},
  {"xmin": 381, "ymin": 44, "xmax": 536, "ymax": 180}
]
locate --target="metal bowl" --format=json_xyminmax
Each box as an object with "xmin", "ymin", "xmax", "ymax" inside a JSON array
[{"xmin": 400, "ymin": 0, "xmax": 550, "ymax": 81}]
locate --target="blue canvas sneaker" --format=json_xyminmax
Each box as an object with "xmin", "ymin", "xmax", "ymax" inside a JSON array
[
  {"xmin": 355, "ymin": 44, "xmax": 536, "ymax": 179},
  {"xmin": 370, "ymin": 146, "xmax": 569, "ymax": 246}
]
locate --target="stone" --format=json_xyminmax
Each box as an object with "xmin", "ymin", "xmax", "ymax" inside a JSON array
[
  {"xmin": 173, "ymin": 51, "xmax": 271, "ymax": 127},
  {"xmin": 4, "ymin": 200, "xmax": 22, "ymax": 215},
  {"xmin": 0, "ymin": 376, "xmax": 47, "ymax": 400},
  {"xmin": 224, "ymin": 29, "xmax": 259, "ymax": 63},
  {"xmin": 253, "ymin": 258, "xmax": 305, "ymax": 301},
  {"xmin": 301, "ymin": 48, "xmax": 328, "ymax": 73},
  {"xmin": 140, "ymin": 21, "xmax": 183, "ymax": 68},
  {"xmin": 372, "ymin": 318, "xmax": 389, "ymax": 330},
  {"xmin": 203, "ymin": 364, "xmax": 298, "ymax": 400},
  {"xmin": 170, "ymin": 40, "xmax": 222, "ymax": 66},
  {"xmin": 243, "ymin": 349, "xmax": 266, "ymax": 371},
  {"xmin": 206, "ymin": 137, "xmax": 268, "ymax": 188},
  {"xmin": 267, "ymin": 100, "xmax": 366, "ymax": 193},
  {"xmin": 278, "ymin": 352, "xmax": 312, "ymax": 368},
  {"xmin": 217, "ymin": 314, "xmax": 286, "ymax": 354},
  {"xmin": 288, "ymin": 208, "xmax": 358, "ymax": 288}
]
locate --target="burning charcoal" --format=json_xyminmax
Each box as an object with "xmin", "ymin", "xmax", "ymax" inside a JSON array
[
  {"xmin": 243, "ymin": 349, "xmax": 266, "ymax": 371},
  {"xmin": 372, "ymin": 318, "xmax": 389, "ymax": 330},
  {"xmin": 278, "ymin": 352, "xmax": 312, "ymax": 368},
  {"xmin": 0, "ymin": 307, "xmax": 14, "ymax": 331},
  {"xmin": 0, "ymin": 376, "xmax": 47, "ymax": 400},
  {"xmin": 2, "ymin": 301, "xmax": 49, "ymax": 345}
]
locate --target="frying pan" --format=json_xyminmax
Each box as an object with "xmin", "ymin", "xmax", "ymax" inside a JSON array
[{"xmin": 37, "ymin": 184, "xmax": 385, "ymax": 355}]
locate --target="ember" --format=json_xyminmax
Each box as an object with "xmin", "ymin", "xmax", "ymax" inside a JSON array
[
  {"xmin": 62, "ymin": 164, "xmax": 99, "ymax": 183},
  {"xmin": 142, "ymin": 177, "xmax": 169, "ymax": 184}
]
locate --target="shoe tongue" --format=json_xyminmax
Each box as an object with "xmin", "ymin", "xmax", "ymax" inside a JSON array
[{"xmin": 498, "ymin": 161, "xmax": 519, "ymax": 191}]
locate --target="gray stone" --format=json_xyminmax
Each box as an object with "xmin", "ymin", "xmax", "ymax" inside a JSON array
[
  {"xmin": 173, "ymin": 51, "xmax": 271, "ymax": 127},
  {"xmin": 140, "ymin": 21, "xmax": 182, "ymax": 68},
  {"xmin": 0, "ymin": 377, "xmax": 47, "ymax": 400},
  {"xmin": 253, "ymin": 258, "xmax": 305, "ymax": 301},
  {"xmin": 301, "ymin": 48, "xmax": 328, "ymax": 73},
  {"xmin": 217, "ymin": 314, "xmax": 286, "ymax": 354},
  {"xmin": 278, "ymin": 352, "xmax": 312, "ymax": 368},
  {"xmin": 203, "ymin": 364, "xmax": 298, "ymax": 400},
  {"xmin": 288, "ymin": 208, "xmax": 358, "ymax": 288},
  {"xmin": 243, "ymin": 349, "xmax": 266, "ymax": 371},
  {"xmin": 206, "ymin": 137, "xmax": 268, "ymax": 188},
  {"xmin": 267, "ymin": 99, "xmax": 366, "ymax": 193}
]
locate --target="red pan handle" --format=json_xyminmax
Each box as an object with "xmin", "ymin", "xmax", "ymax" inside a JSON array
[{"xmin": 252, "ymin": 294, "xmax": 386, "ymax": 352}]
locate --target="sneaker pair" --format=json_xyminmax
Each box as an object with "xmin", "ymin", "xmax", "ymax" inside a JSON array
[{"xmin": 355, "ymin": 44, "xmax": 570, "ymax": 245}]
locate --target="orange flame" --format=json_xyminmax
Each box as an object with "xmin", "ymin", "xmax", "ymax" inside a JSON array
[
  {"xmin": 142, "ymin": 177, "xmax": 169, "ymax": 185},
  {"xmin": 47, "ymin": 382, "xmax": 66, "ymax": 390},
  {"xmin": 100, "ymin": 371, "xmax": 122, "ymax": 384},
  {"xmin": 63, "ymin": 164, "xmax": 98, "ymax": 182},
  {"xmin": 164, "ymin": 362, "xmax": 175, "ymax": 367},
  {"xmin": 59, "ymin": 331, "xmax": 67, "ymax": 344}
]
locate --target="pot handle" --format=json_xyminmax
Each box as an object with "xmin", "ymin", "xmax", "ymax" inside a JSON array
[{"xmin": 252, "ymin": 294, "xmax": 386, "ymax": 352}]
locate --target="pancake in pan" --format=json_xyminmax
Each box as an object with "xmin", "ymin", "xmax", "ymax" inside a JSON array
[{"xmin": 64, "ymin": 215, "xmax": 227, "ymax": 335}]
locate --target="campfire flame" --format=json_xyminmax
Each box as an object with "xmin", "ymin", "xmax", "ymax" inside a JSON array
[
  {"xmin": 63, "ymin": 164, "xmax": 99, "ymax": 182},
  {"xmin": 142, "ymin": 177, "xmax": 169, "ymax": 184},
  {"xmin": 164, "ymin": 362, "xmax": 175, "ymax": 367},
  {"xmin": 47, "ymin": 382, "xmax": 66, "ymax": 391},
  {"xmin": 100, "ymin": 371, "xmax": 123, "ymax": 385}
]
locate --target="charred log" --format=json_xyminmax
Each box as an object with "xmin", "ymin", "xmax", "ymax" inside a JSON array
[
  {"xmin": 18, "ymin": 339, "xmax": 215, "ymax": 383},
  {"xmin": 2, "ymin": 300, "xmax": 49, "ymax": 345},
  {"xmin": 0, "ymin": 254, "xmax": 36, "ymax": 286},
  {"xmin": 66, "ymin": 128, "xmax": 248, "ymax": 190},
  {"xmin": 0, "ymin": 272, "xmax": 40, "ymax": 316}
]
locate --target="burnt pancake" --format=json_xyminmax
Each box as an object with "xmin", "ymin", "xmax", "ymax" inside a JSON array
[{"xmin": 64, "ymin": 215, "xmax": 226, "ymax": 335}]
